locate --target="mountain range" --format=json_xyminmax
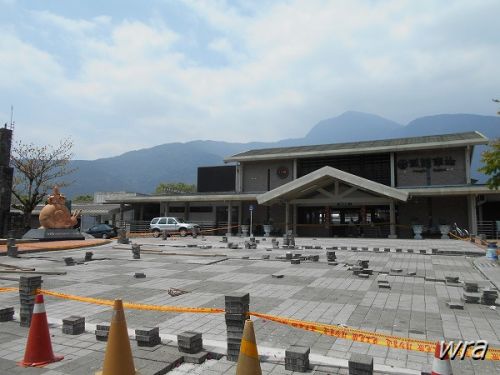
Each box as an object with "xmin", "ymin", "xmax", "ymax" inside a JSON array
[{"xmin": 66, "ymin": 111, "xmax": 500, "ymax": 198}]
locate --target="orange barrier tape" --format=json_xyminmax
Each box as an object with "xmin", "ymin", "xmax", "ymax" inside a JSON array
[
  {"xmin": 1, "ymin": 286, "xmax": 498, "ymax": 359},
  {"xmin": 37, "ymin": 289, "xmax": 225, "ymax": 314},
  {"xmin": 0, "ymin": 287, "xmax": 18, "ymax": 293},
  {"xmin": 128, "ymin": 231, "xmax": 186, "ymax": 239},
  {"xmin": 448, "ymin": 231, "xmax": 471, "ymax": 242},
  {"xmin": 249, "ymin": 312, "xmax": 500, "ymax": 360},
  {"xmin": 128, "ymin": 232, "xmax": 152, "ymax": 238},
  {"xmin": 199, "ymin": 225, "xmax": 240, "ymax": 234},
  {"xmin": 127, "ymin": 224, "xmax": 240, "ymax": 238}
]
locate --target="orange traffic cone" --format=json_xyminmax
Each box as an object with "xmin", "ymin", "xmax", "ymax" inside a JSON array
[
  {"xmin": 236, "ymin": 319, "xmax": 262, "ymax": 375},
  {"xmin": 96, "ymin": 299, "xmax": 137, "ymax": 375},
  {"xmin": 18, "ymin": 294, "xmax": 64, "ymax": 367},
  {"xmin": 432, "ymin": 341, "xmax": 453, "ymax": 375}
]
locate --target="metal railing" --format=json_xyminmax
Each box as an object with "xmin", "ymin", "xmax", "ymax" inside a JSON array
[
  {"xmin": 114, "ymin": 220, "xmax": 500, "ymax": 239},
  {"xmin": 477, "ymin": 220, "xmax": 499, "ymax": 240},
  {"xmin": 116, "ymin": 220, "xmax": 149, "ymax": 233},
  {"xmin": 116, "ymin": 220, "xmax": 231, "ymax": 235}
]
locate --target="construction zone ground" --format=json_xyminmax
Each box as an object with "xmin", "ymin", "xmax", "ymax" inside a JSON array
[{"xmin": 0, "ymin": 236, "xmax": 499, "ymax": 375}]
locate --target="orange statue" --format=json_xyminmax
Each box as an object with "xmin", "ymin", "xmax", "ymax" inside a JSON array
[{"xmin": 39, "ymin": 186, "xmax": 82, "ymax": 229}]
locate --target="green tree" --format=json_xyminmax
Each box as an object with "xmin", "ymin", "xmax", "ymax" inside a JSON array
[
  {"xmin": 10, "ymin": 138, "xmax": 75, "ymax": 227},
  {"xmin": 479, "ymin": 99, "xmax": 500, "ymax": 189},
  {"xmin": 479, "ymin": 139, "xmax": 500, "ymax": 189},
  {"xmin": 73, "ymin": 194, "xmax": 93, "ymax": 203},
  {"xmin": 155, "ymin": 182, "xmax": 196, "ymax": 194}
]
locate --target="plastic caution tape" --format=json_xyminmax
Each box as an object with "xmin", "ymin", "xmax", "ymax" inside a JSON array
[
  {"xmin": 127, "ymin": 224, "xmax": 239, "ymax": 238},
  {"xmin": 448, "ymin": 231, "xmax": 471, "ymax": 242},
  {"xmin": 0, "ymin": 287, "xmax": 18, "ymax": 293},
  {"xmin": 249, "ymin": 312, "xmax": 500, "ymax": 360},
  {"xmin": 199, "ymin": 225, "xmax": 240, "ymax": 234},
  {"xmin": 37, "ymin": 289, "xmax": 224, "ymax": 314},
  {"xmin": 2, "ymin": 286, "xmax": 498, "ymax": 359}
]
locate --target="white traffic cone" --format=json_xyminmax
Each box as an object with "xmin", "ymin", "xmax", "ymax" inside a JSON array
[{"xmin": 431, "ymin": 341, "xmax": 453, "ymax": 375}]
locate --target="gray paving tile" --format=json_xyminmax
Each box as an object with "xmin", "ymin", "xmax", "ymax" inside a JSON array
[{"xmin": 0, "ymin": 237, "xmax": 497, "ymax": 374}]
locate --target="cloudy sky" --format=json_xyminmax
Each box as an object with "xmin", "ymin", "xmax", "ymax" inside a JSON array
[{"xmin": 1, "ymin": 0, "xmax": 499, "ymax": 159}]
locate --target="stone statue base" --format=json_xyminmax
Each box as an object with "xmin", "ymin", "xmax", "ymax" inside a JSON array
[{"xmin": 23, "ymin": 228, "xmax": 85, "ymax": 241}]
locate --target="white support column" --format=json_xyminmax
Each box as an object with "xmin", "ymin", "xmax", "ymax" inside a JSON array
[
  {"xmin": 238, "ymin": 163, "xmax": 244, "ymax": 193},
  {"xmin": 238, "ymin": 202, "xmax": 242, "ymax": 234},
  {"xmin": 293, "ymin": 159, "xmax": 298, "ymax": 179},
  {"xmin": 119, "ymin": 203, "xmax": 124, "ymax": 222},
  {"xmin": 227, "ymin": 202, "xmax": 232, "ymax": 237},
  {"xmin": 164, "ymin": 202, "xmax": 169, "ymax": 216},
  {"xmin": 467, "ymin": 195, "xmax": 477, "ymax": 235},
  {"xmin": 390, "ymin": 152, "xmax": 395, "ymax": 187},
  {"xmin": 293, "ymin": 204, "xmax": 297, "ymax": 235},
  {"xmin": 465, "ymin": 146, "xmax": 471, "ymax": 184},
  {"xmin": 235, "ymin": 164, "xmax": 240, "ymax": 192},
  {"xmin": 285, "ymin": 201, "xmax": 290, "ymax": 234},
  {"xmin": 388, "ymin": 201, "xmax": 397, "ymax": 238}
]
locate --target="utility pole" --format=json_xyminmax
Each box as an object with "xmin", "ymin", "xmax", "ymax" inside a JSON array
[{"xmin": 7, "ymin": 105, "xmax": 15, "ymax": 131}]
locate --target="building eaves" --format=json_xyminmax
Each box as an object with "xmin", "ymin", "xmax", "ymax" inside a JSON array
[
  {"xmin": 225, "ymin": 131, "xmax": 488, "ymax": 162},
  {"xmin": 257, "ymin": 166, "xmax": 409, "ymax": 205},
  {"xmin": 400, "ymin": 184, "xmax": 499, "ymax": 196},
  {"xmin": 29, "ymin": 203, "xmax": 126, "ymax": 216},
  {"xmin": 104, "ymin": 193, "xmax": 259, "ymax": 204}
]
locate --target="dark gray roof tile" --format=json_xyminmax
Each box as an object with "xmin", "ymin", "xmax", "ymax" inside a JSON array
[{"xmin": 225, "ymin": 131, "xmax": 487, "ymax": 161}]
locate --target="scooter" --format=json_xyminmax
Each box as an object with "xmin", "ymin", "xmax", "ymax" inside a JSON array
[{"xmin": 449, "ymin": 222, "xmax": 470, "ymax": 239}]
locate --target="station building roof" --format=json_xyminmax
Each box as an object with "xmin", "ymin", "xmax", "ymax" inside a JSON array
[
  {"xmin": 257, "ymin": 166, "xmax": 409, "ymax": 205},
  {"xmin": 225, "ymin": 131, "xmax": 489, "ymax": 162}
]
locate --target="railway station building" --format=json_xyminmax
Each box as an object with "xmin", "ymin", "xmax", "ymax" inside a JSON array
[{"xmin": 107, "ymin": 131, "xmax": 500, "ymax": 239}]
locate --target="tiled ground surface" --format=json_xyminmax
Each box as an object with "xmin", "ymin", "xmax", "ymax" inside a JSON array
[{"xmin": 0, "ymin": 236, "xmax": 498, "ymax": 374}]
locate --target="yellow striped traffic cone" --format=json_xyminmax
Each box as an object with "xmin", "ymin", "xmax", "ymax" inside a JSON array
[
  {"xmin": 96, "ymin": 300, "xmax": 138, "ymax": 375},
  {"xmin": 236, "ymin": 319, "xmax": 262, "ymax": 375}
]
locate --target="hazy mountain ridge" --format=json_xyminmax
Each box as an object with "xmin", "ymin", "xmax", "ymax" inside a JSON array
[
  {"xmin": 305, "ymin": 111, "xmax": 404, "ymax": 143},
  {"xmin": 65, "ymin": 112, "xmax": 500, "ymax": 197}
]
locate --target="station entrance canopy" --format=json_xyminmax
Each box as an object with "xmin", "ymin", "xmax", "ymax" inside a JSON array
[{"xmin": 257, "ymin": 166, "xmax": 409, "ymax": 206}]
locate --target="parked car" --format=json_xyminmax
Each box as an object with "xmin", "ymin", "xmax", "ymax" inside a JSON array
[
  {"xmin": 86, "ymin": 223, "xmax": 117, "ymax": 239},
  {"xmin": 150, "ymin": 217, "xmax": 200, "ymax": 237}
]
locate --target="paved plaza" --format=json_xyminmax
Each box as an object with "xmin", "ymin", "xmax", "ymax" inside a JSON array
[{"xmin": 0, "ymin": 236, "xmax": 499, "ymax": 374}]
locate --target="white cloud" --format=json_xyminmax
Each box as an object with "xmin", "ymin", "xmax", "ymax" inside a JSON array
[
  {"xmin": 110, "ymin": 20, "xmax": 178, "ymax": 55},
  {"xmin": 93, "ymin": 15, "xmax": 112, "ymax": 25},
  {"xmin": 0, "ymin": 31, "xmax": 64, "ymax": 89},
  {"xmin": 32, "ymin": 10, "xmax": 97, "ymax": 34},
  {"xmin": 207, "ymin": 37, "xmax": 245, "ymax": 63},
  {"xmin": 1, "ymin": 1, "xmax": 499, "ymax": 159}
]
